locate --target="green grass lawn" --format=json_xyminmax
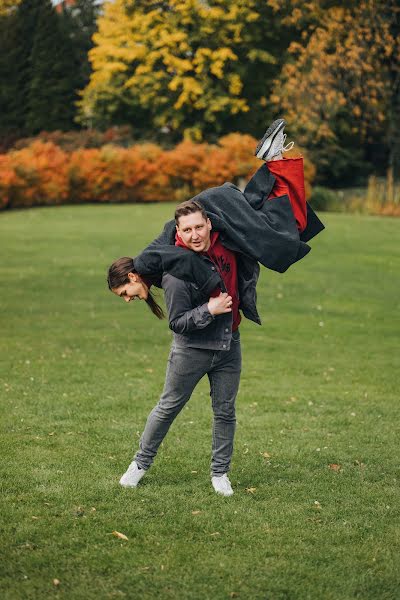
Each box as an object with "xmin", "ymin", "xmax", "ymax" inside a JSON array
[{"xmin": 0, "ymin": 204, "xmax": 399, "ymax": 600}]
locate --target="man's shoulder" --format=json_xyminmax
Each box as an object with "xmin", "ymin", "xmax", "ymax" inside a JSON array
[{"xmin": 162, "ymin": 272, "xmax": 190, "ymax": 288}]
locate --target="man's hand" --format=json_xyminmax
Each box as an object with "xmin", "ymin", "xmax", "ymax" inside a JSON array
[{"xmin": 207, "ymin": 292, "xmax": 233, "ymax": 315}]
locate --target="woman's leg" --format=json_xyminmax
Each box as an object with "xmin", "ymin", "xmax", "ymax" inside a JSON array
[
  {"xmin": 134, "ymin": 345, "xmax": 212, "ymax": 470},
  {"xmin": 267, "ymin": 157, "xmax": 307, "ymax": 232}
]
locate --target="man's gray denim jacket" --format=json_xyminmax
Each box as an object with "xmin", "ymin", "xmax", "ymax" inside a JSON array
[{"xmin": 162, "ymin": 268, "xmax": 242, "ymax": 351}]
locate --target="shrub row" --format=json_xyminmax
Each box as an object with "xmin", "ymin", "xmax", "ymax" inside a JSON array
[
  {"xmin": 11, "ymin": 126, "xmax": 136, "ymax": 153},
  {"xmin": 0, "ymin": 135, "xmax": 314, "ymax": 210}
]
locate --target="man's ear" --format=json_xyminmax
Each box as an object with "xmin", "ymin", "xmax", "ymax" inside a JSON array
[{"xmin": 207, "ymin": 218, "xmax": 212, "ymax": 231}]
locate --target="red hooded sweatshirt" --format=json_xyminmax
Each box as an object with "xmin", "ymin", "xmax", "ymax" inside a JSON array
[{"xmin": 175, "ymin": 230, "xmax": 241, "ymax": 331}]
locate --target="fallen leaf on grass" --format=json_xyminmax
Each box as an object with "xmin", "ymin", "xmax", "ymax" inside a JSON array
[
  {"xmin": 191, "ymin": 510, "xmax": 201, "ymax": 515},
  {"xmin": 31, "ymin": 516, "xmax": 39, "ymax": 520},
  {"xmin": 53, "ymin": 579, "xmax": 61, "ymax": 587},
  {"xmin": 191, "ymin": 470, "xmax": 198, "ymax": 474},
  {"xmin": 314, "ymin": 501, "xmax": 322, "ymax": 510},
  {"xmin": 230, "ymin": 593, "xmax": 239, "ymax": 598},
  {"xmin": 210, "ymin": 532, "xmax": 220, "ymax": 536},
  {"xmin": 329, "ymin": 463, "xmax": 341, "ymax": 472},
  {"xmin": 112, "ymin": 531, "xmax": 128, "ymax": 541},
  {"xmin": 245, "ymin": 487, "xmax": 256, "ymax": 494},
  {"xmin": 261, "ymin": 452, "xmax": 271, "ymax": 459}
]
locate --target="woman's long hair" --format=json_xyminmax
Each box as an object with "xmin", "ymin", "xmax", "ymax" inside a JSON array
[{"xmin": 107, "ymin": 257, "xmax": 165, "ymax": 320}]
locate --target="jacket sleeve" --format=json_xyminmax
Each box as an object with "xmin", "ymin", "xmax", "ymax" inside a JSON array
[{"xmin": 162, "ymin": 274, "xmax": 215, "ymax": 334}]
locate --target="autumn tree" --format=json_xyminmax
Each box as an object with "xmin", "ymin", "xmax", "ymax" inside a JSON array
[
  {"xmin": 0, "ymin": 0, "xmax": 21, "ymax": 16},
  {"xmin": 0, "ymin": 11, "xmax": 19, "ymax": 139},
  {"xmin": 79, "ymin": 0, "xmax": 290, "ymax": 140},
  {"xmin": 27, "ymin": 0, "xmax": 81, "ymax": 133},
  {"xmin": 268, "ymin": 0, "xmax": 400, "ymax": 183},
  {"xmin": 60, "ymin": 0, "xmax": 101, "ymax": 100},
  {"xmin": 0, "ymin": 0, "xmax": 100, "ymax": 140},
  {"xmin": 0, "ymin": 0, "xmax": 43, "ymax": 135}
]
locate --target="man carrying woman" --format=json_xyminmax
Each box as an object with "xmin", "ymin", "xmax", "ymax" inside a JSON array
[{"xmin": 107, "ymin": 119, "xmax": 324, "ymax": 496}]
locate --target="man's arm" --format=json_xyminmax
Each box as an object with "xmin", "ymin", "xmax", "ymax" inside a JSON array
[{"xmin": 163, "ymin": 274, "xmax": 232, "ymax": 335}]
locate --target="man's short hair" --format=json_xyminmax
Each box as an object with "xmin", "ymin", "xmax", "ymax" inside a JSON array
[{"xmin": 175, "ymin": 200, "xmax": 207, "ymax": 225}]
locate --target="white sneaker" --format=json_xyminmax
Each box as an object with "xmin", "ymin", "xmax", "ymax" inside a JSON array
[
  {"xmin": 255, "ymin": 118, "xmax": 294, "ymax": 161},
  {"xmin": 119, "ymin": 460, "xmax": 146, "ymax": 487},
  {"xmin": 211, "ymin": 473, "xmax": 234, "ymax": 497}
]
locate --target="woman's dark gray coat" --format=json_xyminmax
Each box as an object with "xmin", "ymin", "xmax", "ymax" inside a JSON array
[{"xmin": 133, "ymin": 165, "xmax": 324, "ymax": 325}]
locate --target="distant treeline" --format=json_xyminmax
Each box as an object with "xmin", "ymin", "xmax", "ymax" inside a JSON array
[{"xmin": 0, "ymin": 0, "xmax": 398, "ymax": 187}]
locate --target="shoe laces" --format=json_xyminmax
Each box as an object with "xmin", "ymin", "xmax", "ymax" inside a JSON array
[{"xmin": 282, "ymin": 133, "xmax": 294, "ymax": 153}]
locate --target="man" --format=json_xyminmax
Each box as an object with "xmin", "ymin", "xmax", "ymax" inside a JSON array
[
  {"xmin": 114, "ymin": 119, "xmax": 324, "ymax": 496},
  {"xmin": 117, "ymin": 199, "xmax": 242, "ymax": 496}
]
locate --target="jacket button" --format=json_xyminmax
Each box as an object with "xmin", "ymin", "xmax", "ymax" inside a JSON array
[
  {"xmin": 211, "ymin": 266, "xmax": 215, "ymax": 270},
  {"xmin": 222, "ymin": 344, "xmax": 226, "ymax": 349},
  {"xmin": 225, "ymin": 328, "xmax": 229, "ymax": 333}
]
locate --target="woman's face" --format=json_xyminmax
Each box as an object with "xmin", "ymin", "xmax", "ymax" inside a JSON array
[{"xmin": 112, "ymin": 272, "xmax": 149, "ymax": 303}]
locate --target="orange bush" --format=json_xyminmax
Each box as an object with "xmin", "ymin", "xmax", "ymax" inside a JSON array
[
  {"xmin": 160, "ymin": 136, "xmax": 260, "ymax": 200},
  {"xmin": 0, "ymin": 154, "xmax": 16, "ymax": 209},
  {"xmin": 0, "ymin": 134, "xmax": 318, "ymax": 209},
  {"xmin": 191, "ymin": 146, "xmax": 237, "ymax": 192},
  {"xmin": 160, "ymin": 141, "xmax": 210, "ymax": 194},
  {"xmin": 68, "ymin": 144, "xmax": 170, "ymax": 203},
  {"xmin": 4, "ymin": 141, "xmax": 69, "ymax": 208},
  {"xmin": 218, "ymin": 133, "xmax": 260, "ymax": 180}
]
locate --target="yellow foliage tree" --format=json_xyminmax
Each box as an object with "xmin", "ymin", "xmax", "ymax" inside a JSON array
[
  {"xmin": 79, "ymin": 0, "xmax": 276, "ymax": 139},
  {"xmin": 0, "ymin": 0, "xmax": 20, "ymax": 16}
]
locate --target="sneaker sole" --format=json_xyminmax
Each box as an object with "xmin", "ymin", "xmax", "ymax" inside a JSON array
[
  {"xmin": 119, "ymin": 476, "xmax": 141, "ymax": 487},
  {"xmin": 255, "ymin": 118, "xmax": 286, "ymax": 159},
  {"xmin": 214, "ymin": 489, "xmax": 234, "ymax": 497}
]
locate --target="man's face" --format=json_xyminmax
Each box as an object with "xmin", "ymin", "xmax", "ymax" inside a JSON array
[{"xmin": 176, "ymin": 211, "xmax": 212, "ymax": 253}]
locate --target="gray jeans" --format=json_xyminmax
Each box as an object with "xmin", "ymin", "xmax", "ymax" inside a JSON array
[{"xmin": 134, "ymin": 333, "xmax": 242, "ymax": 476}]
